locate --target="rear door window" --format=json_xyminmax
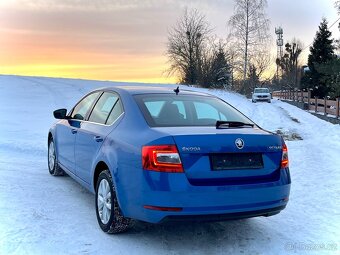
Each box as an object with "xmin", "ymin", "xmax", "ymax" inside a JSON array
[
  {"xmin": 173, "ymin": 101, "xmax": 187, "ymax": 119},
  {"xmin": 106, "ymin": 99, "xmax": 123, "ymax": 125},
  {"xmin": 194, "ymin": 102, "xmax": 227, "ymax": 121},
  {"xmin": 88, "ymin": 92, "xmax": 120, "ymax": 124},
  {"xmin": 144, "ymin": 101, "xmax": 165, "ymax": 117}
]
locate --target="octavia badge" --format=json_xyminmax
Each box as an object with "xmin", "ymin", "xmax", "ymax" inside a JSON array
[{"xmin": 235, "ymin": 138, "xmax": 244, "ymax": 149}]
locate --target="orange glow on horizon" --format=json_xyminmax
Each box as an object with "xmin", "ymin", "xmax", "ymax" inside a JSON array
[
  {"xmin": 0, "ymin": 62, "xmax": 178, "ymax": 84},
  {"xmin": 0, "ymin": 29, "xmax": 177, "ymax": 84}
]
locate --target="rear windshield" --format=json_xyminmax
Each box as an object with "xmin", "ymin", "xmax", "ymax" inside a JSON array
[
  {"xmin": 254, "ymin": 88, "xmax": 269, "ymax": 93},
  {"xmin": 134, "ymin": 94, "xmax": 254, "ymax": 127}
]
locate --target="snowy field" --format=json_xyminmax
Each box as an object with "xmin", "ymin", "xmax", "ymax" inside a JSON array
[{"xmin": 0, "ymin": 75, "xmax": 339, "ymax": 255}]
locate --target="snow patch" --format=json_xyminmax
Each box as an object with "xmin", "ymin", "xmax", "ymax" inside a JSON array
[{"xmin": 0, "ymin": 75, "xmax": 339, "ymax": 255}]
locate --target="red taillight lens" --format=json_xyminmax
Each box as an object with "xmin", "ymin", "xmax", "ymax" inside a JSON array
[
  {"xmin": 281, "ymin": 143, "xmax": 289, "ymax": 168},
  {"xmin": 142, "ymin": 145, "xmax": 183, "ymax": 173}
]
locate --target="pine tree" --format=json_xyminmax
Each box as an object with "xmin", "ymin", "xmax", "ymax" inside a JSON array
[
  {"xmin": 304, "ymin": 18, "xmax": 334, "ymax": 97},
  {"xmin": 315, "ymin": 58, "xmax": 340, "ymax": 99},
  {"xmin": 211, "ymin": 46, "xmax": 231, "ymax": 89}
]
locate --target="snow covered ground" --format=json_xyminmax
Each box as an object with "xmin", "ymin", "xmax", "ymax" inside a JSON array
[{"xmin": 0, "ymin": 75, "xmax": 339, "ymax": 255}]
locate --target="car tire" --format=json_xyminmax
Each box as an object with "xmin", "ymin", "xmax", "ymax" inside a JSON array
[
  {"xmin": 267, "ymin": 100, "xmax": 271, "ymax": 103},
  {"xmin": 252, "ymin": 100, "xmax": 256, "ymax": 103},
  {"xmin": 95, "ymin": 170, "xmax": 131, "ymax": 234},
  {"xmin": 48, "ymin": 138, "xmax": 65, "ymax": 176}
]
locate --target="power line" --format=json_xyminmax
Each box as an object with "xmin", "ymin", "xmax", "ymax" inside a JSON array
[
  {"xmin": 329, "ymin": 16, "xmax": 340, "ymax": 30},
  {"xmin": 302, "ymin": 16, "xmax": 340, "ymax": 52}
]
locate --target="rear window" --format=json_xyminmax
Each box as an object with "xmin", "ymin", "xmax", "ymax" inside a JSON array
[
  {"xmin": 254, "ymin": 88, "xmax": 269, "ymax": 93},
  {"xmin": 134, "ymin": 94, "xmax": 253, "ymax": 127}
]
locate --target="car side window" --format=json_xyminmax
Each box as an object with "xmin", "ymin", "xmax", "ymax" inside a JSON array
[
  {"xmin": 106, "ymin": 99, "xmax": 123, "ymax": 125},
  {"xmin": 172, "ymin": 101, "xmax": 187, "ymax": 119},
  {"xmin": 193, "ymin": 102, "xmax": 227, "ymax": 121},
  {"xmin": 144, "ymin": 101, "xmax": 165, "ymax": 117},
  {"xmin": 71, "ymin": 92, "xmax": 100, "ymax": 120},
  {"xmin": 88, "ymin": 92, "xmax": 119, "ymax": 124}
]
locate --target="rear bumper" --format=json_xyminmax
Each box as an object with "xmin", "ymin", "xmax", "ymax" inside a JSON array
[{"xmin": 118, "ymin": 168, "xmax": 291, "ymax": 223}]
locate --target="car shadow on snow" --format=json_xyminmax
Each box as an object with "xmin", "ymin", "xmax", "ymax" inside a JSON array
[{"xmin": 120, "ymin": 218, "xmax": 267, "ymax": 253}]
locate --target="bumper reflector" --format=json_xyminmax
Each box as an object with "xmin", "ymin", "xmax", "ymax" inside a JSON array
[{"xmin": 143, "ymin": 205, "xmax": 183, "ymax": 211}]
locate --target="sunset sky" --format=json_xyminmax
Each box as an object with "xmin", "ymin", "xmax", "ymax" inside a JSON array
[{"xmin": 0, "ymin": 0, "xmax": 339, "ymax": 83}]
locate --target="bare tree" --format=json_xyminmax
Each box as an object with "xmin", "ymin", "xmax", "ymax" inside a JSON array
[
  {"xmin": 251, "ymin": 50, "xmax": 272, "ymax": 78},
  {"xmin": 223, "ymin": 34, "xmax": 239, "ymax": 89},
  {"xmin": 228, "ymin": 0, "xmax": 271, "ymax": 81},
  {"xmin": 248, "ymin": 50, "xmax": 272, "ymax": 88},
  {"xmin": 166, "ymin": 9, "xmax": 211, "ymax": 85}
]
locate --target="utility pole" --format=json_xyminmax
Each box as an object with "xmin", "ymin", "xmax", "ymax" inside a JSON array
[{"xmin": 275, "ymin": 27, "xmax": 284, "ymax": 80}]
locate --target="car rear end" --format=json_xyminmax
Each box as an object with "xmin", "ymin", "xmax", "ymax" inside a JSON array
[{"xmin": 120, "ymin": 92, "xmax": 290, "ymax": 223}]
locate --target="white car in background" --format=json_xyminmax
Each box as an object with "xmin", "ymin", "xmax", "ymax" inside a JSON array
[{"xmin": 252, "ymin": 88, "xmax": 271, "ymax": 103}]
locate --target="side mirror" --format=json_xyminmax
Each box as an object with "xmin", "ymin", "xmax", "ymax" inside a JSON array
[{"xmin": 53, "ymin": 109, "xmax": 68, "ymax": 119}]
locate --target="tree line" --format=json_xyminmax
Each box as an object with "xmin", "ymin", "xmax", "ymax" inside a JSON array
[
  {"xmin": 166, "ymin": 0, "xmax": 340, "ymax": 99},
  {"xmin": 166, "ymin": 0, "xmax": 272, "ymax": 93},
  {"xmin": 166, "ymin": 9, "xmax": 232, "ymax": 89}
]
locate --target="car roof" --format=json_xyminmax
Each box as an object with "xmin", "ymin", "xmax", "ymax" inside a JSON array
[{"xmin": 94, "ymin": 85, "xmax": 212, "ymax": 96}]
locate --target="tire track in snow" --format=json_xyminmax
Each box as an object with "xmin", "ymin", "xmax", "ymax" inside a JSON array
[{"xmin": 15, "ymin": 76, "xmax": 67, "ymax": 107}]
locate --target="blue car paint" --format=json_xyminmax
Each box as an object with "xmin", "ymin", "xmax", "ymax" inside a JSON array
[
  {"xmin": 55, "ymin": 119, "xmax": 80, "ymax": 174},
  {"xmin": 49, "ymin": 86, "xmax": 291, "ymax": 223}
]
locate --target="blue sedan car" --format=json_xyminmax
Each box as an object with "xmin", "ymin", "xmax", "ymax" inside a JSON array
[{"xmin": 48, "ymin": 86, "xmax": 290, "ymax": 233}]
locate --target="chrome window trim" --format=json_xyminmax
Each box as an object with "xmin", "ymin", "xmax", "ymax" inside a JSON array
[{"xmin": 68, "ymin": 112, "xmax": 125, "ymax": 127}]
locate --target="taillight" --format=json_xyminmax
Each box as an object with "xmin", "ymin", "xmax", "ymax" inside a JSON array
[
  {"xmin": 281, "ymin": 143, "xmax": 289, "ymax": 168},
  {"xmin": 142, "ymin": 145, "xmax": 183, "ymax": 173}
]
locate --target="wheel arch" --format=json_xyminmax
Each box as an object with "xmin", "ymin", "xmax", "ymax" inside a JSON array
[
  {"xmin": 48, "ymin": 126, "xmax": 57, "ymax": 146},
  {"xmin": 93, "ymin": 161, "xmax": 110, "ymax": 192},
  {"xmin": 92, "ymin": 160, "xmax": 127, "ymax": 215},
  {"xmin": 47, "ymin": 130, "xmax": 58, "ymax": 157},
  {"xmin": 48, "ymin": 132, "xmax": 53, "ymax": 144}
]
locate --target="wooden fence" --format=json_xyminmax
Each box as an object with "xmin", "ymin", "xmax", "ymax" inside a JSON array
[{"xmin": 272, "ymin": 90, "xmax": 340, "ymax": 118}]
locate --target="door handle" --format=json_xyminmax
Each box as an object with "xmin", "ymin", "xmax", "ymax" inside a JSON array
[
  {"xmin": 94, "ymin": 136, "xmax": 103, "ymax": 142},
  {"xmin": 71, "ymin": 129, "xmax": 77, "ymax": 134}
]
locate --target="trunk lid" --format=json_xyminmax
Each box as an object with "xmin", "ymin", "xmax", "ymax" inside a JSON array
[{"xmin": 155, "ymin": 127, "xmax": 283, "ymax": 185}]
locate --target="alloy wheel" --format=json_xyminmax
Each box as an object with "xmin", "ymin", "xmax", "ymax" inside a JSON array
[
  {"xmin": 48, "ymin": 141, "xmax": 56, "ymax": 171},
  {"xmin": 97, "ymin": 179, "xmax": 112, "ymax": 224}
]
